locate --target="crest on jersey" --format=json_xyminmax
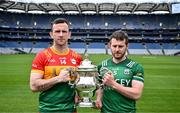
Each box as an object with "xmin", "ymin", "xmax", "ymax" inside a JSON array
[
  {"xmin": 71, "ymin": 58, "xmax": 76, "ymax": 65},
  {"xmin": 124, "ymin": 69, "xmax": 130, "ymax": 75}
]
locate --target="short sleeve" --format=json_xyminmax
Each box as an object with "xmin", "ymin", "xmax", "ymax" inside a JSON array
[
  {"xmin": 133, "ymin": 64, "xmax": 144, "ymax": 83},
  {"xmin": 31, "ymin": 51, "xmax": 45, "ymax": 74}
]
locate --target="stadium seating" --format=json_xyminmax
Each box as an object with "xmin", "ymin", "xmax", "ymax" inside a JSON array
[{"xmin": 0, "ymin": 11, "xmax": 180, "ymax": 55}]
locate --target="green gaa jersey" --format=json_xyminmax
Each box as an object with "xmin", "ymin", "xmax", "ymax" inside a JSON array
[{"xmin": 97, "ymin": 57, "xmax": 144, "ymax": 113}]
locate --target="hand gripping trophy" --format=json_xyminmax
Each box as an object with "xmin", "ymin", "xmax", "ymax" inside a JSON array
[{"xmin": 70, "ymin": 53, "xmax": 99, "ymax": 107}]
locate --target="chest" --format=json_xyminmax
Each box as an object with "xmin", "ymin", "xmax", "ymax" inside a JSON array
[
  {"xmin": 107, "ymin": 66, "xmax": 134, "ymax": 86},
  {"xmin": 45, "ymin": 55, "xmax": 78, "ymax": 66},
  {"xmin": 43, "ymin": 55, "xmax": 79, "ymax": 79}
]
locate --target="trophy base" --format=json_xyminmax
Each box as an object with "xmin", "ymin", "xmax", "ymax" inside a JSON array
[{"xmin": 78, "ymin": 102, "xmax": 95, "ymax": 107}]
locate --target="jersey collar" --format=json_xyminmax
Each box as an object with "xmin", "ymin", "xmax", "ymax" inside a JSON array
[{"xmin": 50, "ymin": 46, "xmax": 69, "ymax": 55}]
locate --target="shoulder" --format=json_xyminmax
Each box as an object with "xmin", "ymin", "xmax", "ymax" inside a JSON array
[
  {"xmin": 69, "ymin": 49, "xmax": 82, "ymax": 60},
  {"xmin": 34, "ymin": 48, "xmax": 52, "ymax": 59},
  {"xmin": 97, "ymin": 58, "xmax": 111, "ymax": 70},
  {"xmin": 98, "ymin": 58, "xmax": 111, "ymax": 67},
  {"xmin": 126, "ymin": 58, "xmax": 143, "ymax": 69},
  {"xmin": 126, "ymin": 58, "xmax": 145, "ymax": 82},
  {"xmin": 126, "ymin": 58, "xmax": 144, "ymax": 76}
]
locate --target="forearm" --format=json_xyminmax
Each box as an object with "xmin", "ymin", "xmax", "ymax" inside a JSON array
[
  {"xmin": 95, "ymin": 88, "xmax": 103, "ymax": 109},
  {"xmin": 96, "ymin": 88, "xmax": 103, "ymax": 101},
  {"xmin": 30, "ymin": 76, "xmax": 63, "ymax": 92},
  {"xmin": 30, "ymin": 69, "xmax": 71, "ymax": 92}
]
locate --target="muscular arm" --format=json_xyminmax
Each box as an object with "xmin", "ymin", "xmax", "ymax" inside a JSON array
[
  {"xmin": 112, "ymin": 80, "xmax": 144, "ymax": 100},
  {"xmin": 103, "ymin": 74, "xmax": 144, "ymax": 100},
  {"xmin": 30, "ymin": 70, "xmax": 70, "ymax": 92},
  {"xmin": 30, "ymin": 73, "xmax": 57, "ymax": 92}
]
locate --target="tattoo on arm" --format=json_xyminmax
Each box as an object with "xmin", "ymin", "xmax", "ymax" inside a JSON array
[{"xmin": 35, "ymin": 77, "xmax": 59, "ymax": 92}]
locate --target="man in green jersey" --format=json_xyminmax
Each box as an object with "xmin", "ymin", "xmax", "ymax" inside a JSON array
[{"xmin": 96, "ymin": 30, "xmax": 144, "ymax": 113}]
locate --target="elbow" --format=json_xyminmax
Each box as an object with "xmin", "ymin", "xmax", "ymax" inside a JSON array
[
  {"xmin": 30, "ymin": 83, "xmax": 39, "ymax": 92},
  {"xmin": 133, "ymin": 96, "xmax": 141, "ymax": 101},
  {"xmin": 133, "ymin": 94, "xmax": 142, "ymax": 100},
  {"xmin": 132, "ymin": 87, "xmax": 144, "ymax": 100},
  {"xmin": 30, "ymin": 87, "xmax": 39, "ymax": 92},
  {"xmin": 30, "ymin": 86, "xmax": 39, "ymax": 92}
]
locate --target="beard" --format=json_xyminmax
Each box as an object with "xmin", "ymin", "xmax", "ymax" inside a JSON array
[
  {"xmin": 112, "ymin": 51, "xmax": 126, "ymax": 60},
  {"xmin": 55, "ymin": 38, "xmax": 67, "ymax": 46}
]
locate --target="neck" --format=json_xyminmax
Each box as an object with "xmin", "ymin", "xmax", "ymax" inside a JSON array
[
  {"xmin": 112, "ymin": 55, "xmax": 126, "ymax": 64},
  {"xmin": 52, "ymin": 44, "xmax": 68, "ymax": 53}
]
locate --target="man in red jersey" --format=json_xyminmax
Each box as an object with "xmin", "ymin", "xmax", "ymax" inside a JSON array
[{"xmin": 30, "ymin": 18, "xmax": 82, "ymax": 113}]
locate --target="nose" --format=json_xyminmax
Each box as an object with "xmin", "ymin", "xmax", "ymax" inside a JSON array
[
  {"xmin": 59, "ymin": 31, "xmax": 63, "ymax": 36},
  {"xmin": 115, "ymin": 47, "xmax": 120, "ymax": 51}
]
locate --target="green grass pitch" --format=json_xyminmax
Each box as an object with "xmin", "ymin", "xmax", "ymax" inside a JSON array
[{"xmin": 0, "ymin": 54, "xmax": 180, "ymax": 113}]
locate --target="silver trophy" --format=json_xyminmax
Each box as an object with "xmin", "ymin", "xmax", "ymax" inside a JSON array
[{"xmin": 74, "ymin": 53, "xmax": 98, "ymax": 107}]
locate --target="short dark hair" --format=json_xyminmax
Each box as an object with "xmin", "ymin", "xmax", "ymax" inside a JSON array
[
  {"xmin": 109, "ymin": 30, "xmax": 128, "ymax": 45},
  {"xmin": 51, "ymin": 18, "xmax": 70, "ymax": 31}
]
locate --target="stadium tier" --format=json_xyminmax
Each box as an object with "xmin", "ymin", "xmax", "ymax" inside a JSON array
[
  {"xmin": 1, "ymin": 11, "xmax": 180, "ymax": 29},
  {"xmin": 0, "ymin": 11, "xmax": 180, "ymax": 55}
]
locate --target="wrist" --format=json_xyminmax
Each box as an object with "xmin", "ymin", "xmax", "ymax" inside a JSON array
[
  {"xmin": 111, "ymin": 81, "xmax": 117, "ymax": 89},
  {"xmin": 55, "ymin": 77, "xmax": 64, "ymax": 83},
  {"xmin": 96, "ymin": 94, "xmax": 102, "ymax": 101},
  {"xmin": 96, "ymin": 98, "xmax": 101, "ymax": 102}
]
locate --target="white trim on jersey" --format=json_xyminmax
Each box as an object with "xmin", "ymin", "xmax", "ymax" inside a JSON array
[
  {"xmin": 102, "ymin": 59, "xmax": 108, "ymax": 67},
  {"xmin": 126, "ymin": 61, "xmax": 135, "ymax": 68},
  {"xmin": 133, "ymin": 76, "xmax": 144, "ymax": 81}
]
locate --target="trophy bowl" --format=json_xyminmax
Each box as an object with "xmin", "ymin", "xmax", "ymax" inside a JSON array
[{"xmin": 75, "ymin": 58, "xmax": 98, "ymax": 107}]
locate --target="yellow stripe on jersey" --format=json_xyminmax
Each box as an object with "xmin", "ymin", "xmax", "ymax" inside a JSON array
[
  {"xmin": 31, "ymin": 69, "xmax": 44, "ymax": 74},
  {"xmin": 44, "ymin": 66, "xmax": 76, "ymax": 79}
]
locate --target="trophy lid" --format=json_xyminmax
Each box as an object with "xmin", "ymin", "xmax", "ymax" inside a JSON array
[{"xmin": 77, "ymin": 53, "xmax": 97, "ymax": 72}]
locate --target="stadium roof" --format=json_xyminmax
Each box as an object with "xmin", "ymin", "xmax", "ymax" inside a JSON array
[{"xmin": 0, "ymin": 0, "xmax": 180, "ymax": 14}]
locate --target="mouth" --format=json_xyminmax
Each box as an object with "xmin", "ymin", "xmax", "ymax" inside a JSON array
[
  {"xmin": 115, "ymin": 52, "xmax": 121, "ymax": 55},
  {"xmin": 114, "ymin": 53, "xmax": 123, "ymax": 57},
  {"xmin": 58, "ymin": 38, "xmax": 65, "ymax": 41}
]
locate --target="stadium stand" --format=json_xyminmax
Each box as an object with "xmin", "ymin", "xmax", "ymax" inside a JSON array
[{"xmin": 0, "ymin": 1, "xmax": 180, "ymax": 55}]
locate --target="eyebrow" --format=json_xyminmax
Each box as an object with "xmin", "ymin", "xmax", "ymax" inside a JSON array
[{"xmin": 54, "ymin": 30, "xmax": 68, "ymax": 32}]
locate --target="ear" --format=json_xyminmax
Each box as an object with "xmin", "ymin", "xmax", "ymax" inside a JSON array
[
  {"xmin": 107, "ymin": 42, "xmax": 111, "ymax": 49},
  {"xmin": 126, "ymin": 43, "xmax": 129, "ymax": 48},
  {"xmin": 49, "ymin": 32, "xmax": 53, "ymax": 39},
  {"xmin": 68, "ymin": 31, "xmax": 71, "ymax": 39}
]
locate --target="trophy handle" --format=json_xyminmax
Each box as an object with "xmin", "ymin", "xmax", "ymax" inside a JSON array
[
  {"xmin": 99, "ymin": 67, "xmax": 112, "ymax": 76},
  {"xmin": 97, "ymin": 67, "xmax": 113, "ymax": 89},
  {"xmin": 67, "ymin": 68, "xmax": 80, "ymax": 86}
]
